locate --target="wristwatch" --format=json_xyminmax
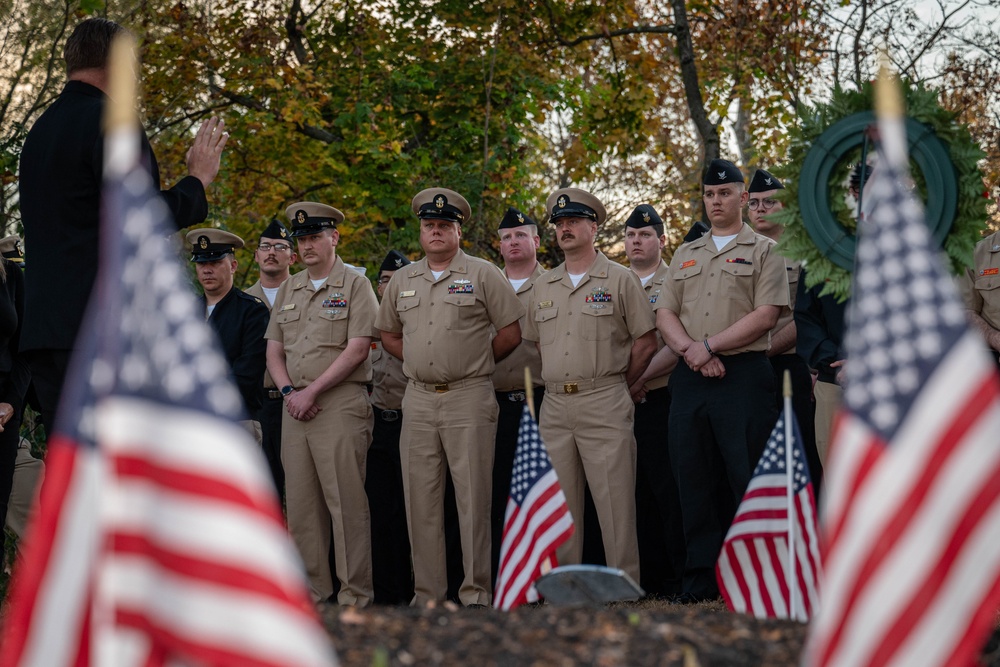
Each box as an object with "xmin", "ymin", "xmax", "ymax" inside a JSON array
[{"xmin": 280, "ymin": 385, "xmax": 295, "ymax": 398}]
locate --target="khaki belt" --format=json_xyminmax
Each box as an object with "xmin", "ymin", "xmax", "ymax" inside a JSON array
[
  {"xmin": 408, "ymin": 377, "xmax": 488, "ymax": 393},
  {"xmin": 545, "ymin": 375, "xmax": 625, "ymax": 395}
]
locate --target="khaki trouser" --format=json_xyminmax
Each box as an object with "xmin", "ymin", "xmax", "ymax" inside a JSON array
[
  {"xmin": 814, "ymin": 380, "xmax": 843, "ymax": 466},
  {"xmin": 6, "ymin": 440, "xmax": 44, "ymax": 538},
  {"xmin": 540, "ymin": 381, "xmax": 640, "ymax": 582},
  {"xmin": 282, "ymin": 382, "xmax": 373, "ymax": 606},
  {"xmin": 401, "ymin": 378, "xmax": 497, "ymax": 606}
]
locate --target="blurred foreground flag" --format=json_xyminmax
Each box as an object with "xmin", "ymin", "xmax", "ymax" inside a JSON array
[
  {"xmin": 1, "ymin": 38, "xmax": 335, "ymax": 667},
  {"xmin": 803, "ymin": 68, "xmax": 1000, "ymax": 667},
  {"xmin": 716, "ymin": 405, "xmax": 820, "ymax": 621},
  {"xmin": 494, "ymin": 405, "xmax": 574, "ymax": 610}
]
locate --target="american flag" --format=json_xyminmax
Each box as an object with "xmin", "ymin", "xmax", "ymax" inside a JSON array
[
  {"xmin": 493, "ymin": 405, "xmax": 574, "ymax": 610},
  {"xmin": 803, "ymin": 94, "xmax": 1000, "ymax": 664},
  {"xmin": 716, "ymin": 409, "xmax": 821, "ymax": 621},
  {"xmin": 1, "ymin": 139, "xmax": 335, "ymax": 666}
]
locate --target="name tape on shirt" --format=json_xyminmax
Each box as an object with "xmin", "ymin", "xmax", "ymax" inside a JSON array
[
  {"xmin": 980, "ymin": 268, "xmax": 1000, "ymax": 276},
  {"xmin": 399, "ymin": 290, "xmax": 416, "ymax": 298},
  {"xmin": 280, "ymin": 303, "xmax": 296, "ymax": 311},
  {"xmin": 680, "ymin": 260, "xmax": 696, "ymax": 269}
]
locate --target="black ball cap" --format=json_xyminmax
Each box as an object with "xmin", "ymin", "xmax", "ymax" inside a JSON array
[
  {"xmin": 703, "ymin": 159, "xmax": 744, "ymax": 186},
  {"xmin": 260, "ymin": 218, "xmax": 290, "ymax": 241},
  {"xmin": 683, "ymin": 220, "xmax": 710, "ymax": 243},
  {"xmin": 748, "ymin": 168, "xmax": 784, "ymax": 193},
  {"xmin": 498, "ymin": 207, "xmax": 537, "ymax": 230},
  {"xmin": 379, "ymin": 249, "xmax": 411, "ymax": 273}
]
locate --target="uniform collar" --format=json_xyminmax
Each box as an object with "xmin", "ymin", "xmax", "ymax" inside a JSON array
[
  {"xmin": 291, "ymin": 255, "xmax": 347, "ymax": 291},
  {"xmin": 409, "ymin": 250, "xmax": 469, "ymax": 282},
  {"xmin": 505, "ymin": 262, "xmax": 543, "ymax": 293},
  {"xmin": 204, "ymin": 285, "xmax": 238, "ymax": 317},
  {"xmin": 687, "ymin": 223, "xmax": 757, "ymax": 253},
  {"xmin": 545, "ymin": 251, "xmax": 610, "ymax": 288}
]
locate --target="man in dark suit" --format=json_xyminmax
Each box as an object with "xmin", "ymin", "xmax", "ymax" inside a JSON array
[
  {"xmin": 186, "ymin": 228, "xmax": 269, "ymax": 441},
  {"xmin": 17, "ymin": 17, "xmax": 228, "ymax": 432}
]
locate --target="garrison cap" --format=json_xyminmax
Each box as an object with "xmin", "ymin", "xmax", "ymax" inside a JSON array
[
  {"xmin": 285, "ymin": 201, "xmax": 344, "ymax": 238},
  {"xmin": 260, "ymin": 218, "xmax": 291, "ymax": 242},
  {"xmin": 625, "ymin": 204, "xmax": 664, "ymax": 232},
  {"xmin": 497, "ymin": 207, "xmax": 537, "ymax": 230},
  {"xmin": 748, "ymin": 169, "xmax": 784, "ymax": 193},
  {"xmin": 379, "ymin": 249, "xmax": 412, "ymax": 273},
  {"xmin": 703, "ymin": 159, "xmax": 744, "ymax": 186},
  {"xmin": 411, "ymin": 188, "xmax": 472, "ymax": 224},
  {"xmin": 0, "ymin": 235, "xmax": 24, "ymax": 265},
  {"xmin": 186, "ymin": 228, "xmax": 244, "ymax": 262},
  {"xmin": 682, "ymin": 220, "xmax": 710, "ymax": 243},
  {"xmin": 545, "ymin": 188, "xmax": 607, "ymax": 225}
]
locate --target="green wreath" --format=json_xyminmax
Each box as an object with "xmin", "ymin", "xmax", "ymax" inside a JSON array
[{"xmin": 772, "ymin": 80, "xmax": 988, "ymax": 302}]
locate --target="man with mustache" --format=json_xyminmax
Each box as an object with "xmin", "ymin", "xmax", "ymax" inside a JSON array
[
  {"xmin": 246, "ymin": 219, "xmax": 297, "ymax": 497},
  {"xmin": 654, "ymin": 160, "xmax": 788, "ymax": 602},
  {"xmin": 522, "ymin": 188, "xmax": 657, "ymax": 583}
]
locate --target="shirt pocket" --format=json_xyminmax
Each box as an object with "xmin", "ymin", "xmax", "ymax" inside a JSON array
[
  {"xmin": 671, "ymin": 264, "xmax": 703, "ymax": 302},
  {"xmin": 721, "ymin": 262, "xmax": 754, "ymax": 304},
  {"xmin": 396, "ymin": 296, "xmax": 420, "ymax": 334},
  {"xmin": 975, "ymin": 275, "xmax": 1000, "ymax": 323},
  {"xmin": 533, "ymin": 306, "xmax": 559, "ymax": 346},
  {"xmin": 581, "ymin": 303, "xmax": 615, "ymax": 341},
  {"xmin": 317, "ymin": 308, "xmax": 350, "ymax": 346},
  {"xmin": 275, "ymin": 309, "xmax": 301, "ymax": 338},
  {"xmin": 443, "ymin": 294, "xmax": 478, "ymax": 331}
]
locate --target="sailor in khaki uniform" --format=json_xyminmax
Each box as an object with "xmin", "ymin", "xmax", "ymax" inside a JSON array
[
  {"xmin": 266, "ymin": 201, "xmax": 378, "ymax": 606},
  {"xmin": 522, "ymin": 188, "xmax": 657, "ymax": 582},
  {"xmin": 747, "ymin": 169, "xmax": 823, "ymax": 492},
  {"xmin": 961, "ymin": 228, "xmax": 1000, "ymax": 368},
  {"xmin": 623, "ymin": 204, "xmax": 684, "ymax": 597},
  {"xmin": 245, "ymin": 218, "xmax": 297, "ymax": 497},
  {"xmin": 490, "ymin": 207, "xmax": 545, "ymax": 584},
  {"xmin": 375, "ymin": 188, "xmax": 523, "ymax": 606},
  {"xmin": 654, "ymin": 160, "xmax": 788, "ymax": 601},
  {"xmin": 367, "ymin": 249, "xmax": 415, "ymax": 604}
]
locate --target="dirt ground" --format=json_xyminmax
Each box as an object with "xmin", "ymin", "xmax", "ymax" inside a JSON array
[{"xmin": 320, "ymin": 598, "xmax": 995, "ymax": 666}]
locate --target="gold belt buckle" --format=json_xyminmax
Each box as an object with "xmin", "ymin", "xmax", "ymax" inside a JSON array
[
  {"xmin": 564, "ymin": 382, "xmax": 578, "ymax": 394},
  {"xmin": 434, "ymin": 383, "xmax": 449, "ymax": 393}
]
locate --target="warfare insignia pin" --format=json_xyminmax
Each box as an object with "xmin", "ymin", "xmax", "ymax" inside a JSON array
[{"xmin": 454, "ymin": 279, "xmax": 471, "ymax": 284}]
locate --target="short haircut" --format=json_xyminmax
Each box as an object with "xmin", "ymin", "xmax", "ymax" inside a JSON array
[
  {"xmin": 500, "ymin": 224, "xmax": 538, "ymax": 237},
  {"xmin": 64, "ymin": 18, "xmax": 128, "ymax": 75}
]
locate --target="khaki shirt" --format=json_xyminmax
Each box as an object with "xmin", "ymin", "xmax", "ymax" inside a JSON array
[
  {"xmin": 265, "ymin": 257, "xmax": 377, "ymax": 386},
  {"xmin": 492, "ymin": 263, "xmax": 545, "ymax": 392},
  {"xmin": 247, "ymin": 279, "xmax": 279, "ymax": 388},
  {"xmin": 961, "ymin": 230, "xmax": 1000, "ymax": 329},
  {"xmin": 522, "ymin": 252, "xmax": 655, "ymax": 383},
  {"xmin": 772, "ymin": 259, "xmax": 802, "ymax": 356},
  {"xmin": 369, "ymin": 338, "xmax": 407, "ymax": 410},
  {"xmin": 374, "ymin": 250, "xmax": 524, "ymax": 384},
  {"xmin": 654, "ymin": 223, "xmax": 788, "ymax": 354},
  {"xmin": 640, "ymin": 259, "xmax": 671, "ymax": 391}
]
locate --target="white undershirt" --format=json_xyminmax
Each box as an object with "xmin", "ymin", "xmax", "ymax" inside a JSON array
[
  {"xmin": 206, "ymin": 304, "xmax": 216, "ymax": 319},
  {"xmin": 567, "ymin": 272, "xmax": 586, "ymax": 287},
  {"xmin": 640, "ymin": 274, "xmax": 654, "ymax": 287},
  {"xmin": 311, "ymin": 277, "xmax": 328, "ymax": 290},
  {"xmin": 262, "ymin": 285, "xmax": 280, "ymax": 307},
  {"xmin": 509, "ymin": 277, "xmax": 528, "ymax": 291},
  {"xmin": 712, "ymin": 234, "xmax": 738, "ymax": 251},
  {"xmin": 431, "ymin": 270, "xmax": 445, "ymax": 280}
]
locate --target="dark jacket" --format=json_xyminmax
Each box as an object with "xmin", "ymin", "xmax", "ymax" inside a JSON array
[
  {"xmin": 794, "ymin": 268, "xmax": 847, "ymax": 385},
  {"xmin": 18, "ymin": 80, "xmax": 208, "ymax": 353},
  {"xmin": 0, "ymin": 262, "xmax": 31, "ymax": 415},
  {"xmin": 203, "ymin": 287, "xmax": 269, "ymax": 416}
]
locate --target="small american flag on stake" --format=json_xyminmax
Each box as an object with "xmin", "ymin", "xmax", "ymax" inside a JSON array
[
  {"xmin": 803, "ymin": 63, "xmax": 1000, "ymax": 666},
  {"xmin": 493, "ymin": 402, "xmax": 574, "ymax": 610},
  {"xmin": 716, "ymin": 377, "xmax": 821, "ymax": 621},
  {"xmin": 1, "ymin": 37, "xmax": 334, "ymax": 667}
]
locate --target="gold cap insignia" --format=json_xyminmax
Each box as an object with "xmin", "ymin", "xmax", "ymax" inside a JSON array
[
  {"xmin": 517, "ymin": 213, "xmax": 524, "ymax": 223},
  {"xmin": 296, "ymin": 210, "xmax": 307, "ymax": 224},
  {"xmin": 198, "ymin": 236, "xmax": 209, "ymax": 249},
  {"xmin": 435, "ymin": 195, "xmax": 445, "ymax": 209},
  {"xmin": 557, "ymin": 195, "xmax": 567, "ymax": 208},
  {"xmin": 642, "ymin": 211, "xmax": 650, "ymax": 223},
  {"xmin": 280, "ymin": 229, "xmax": 287, "ymax": 238}
]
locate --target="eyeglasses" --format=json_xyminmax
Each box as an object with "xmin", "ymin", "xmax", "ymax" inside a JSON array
[
  {"xmin": 377, "ymin": 276, "xmax": 392, "ymax": 285},
  {"xmin": 257, "ymin": 243, "xmax": 292, "ymax": 252},
  {"xmin": 747, "ymin": 198, "xmax": 779, "ymax": 211}
]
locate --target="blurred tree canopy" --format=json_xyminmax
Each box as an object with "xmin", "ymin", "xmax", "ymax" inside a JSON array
[{"xmin": 2, "ymin": 0, "xmax": 997, "ymax": 285}]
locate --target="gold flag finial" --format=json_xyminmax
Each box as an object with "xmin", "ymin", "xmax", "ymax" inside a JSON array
[
  {"xmin": 105, "ymin": 34, "xmax": 139, "ymax": 134},
  {"xmin": 875, "ymin": 50, "xmax": 904, "ymax": 122}
]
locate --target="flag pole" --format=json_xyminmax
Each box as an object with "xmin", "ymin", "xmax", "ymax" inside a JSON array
[
  {"xmin": 876, "ymin": 51, "xmax": 906, "ymax": 170},
  {"xmin": 783, "ymin": 369, "xmax": 797, "ymax": 620},
  {"xmin": 524, "ymin": 367, "xmax": 536, "ymax": 421},
  {"xmin": 104, "ymin": 34, "xmax": 140, "ymax": 176}
]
